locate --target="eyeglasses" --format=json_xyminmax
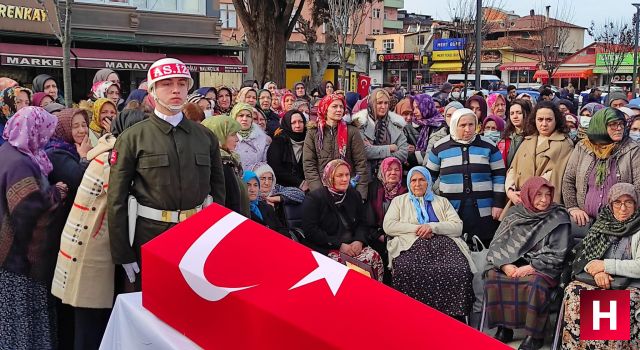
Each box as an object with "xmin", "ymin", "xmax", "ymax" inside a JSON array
[
  {"xmin": 612, "ymin": 200, "xmax": 635, "ymax": 209},
  {"xmin": 607, "ymin": 121, "xmax": 625, "ymax": 130},
  {"xmin": 259, "ymin": 176, "xmax": 273, "ymax": 183}
]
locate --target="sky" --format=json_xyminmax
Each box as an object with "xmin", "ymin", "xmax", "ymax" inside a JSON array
[{"xmin": 403, "ymin": 0, "xmax": 636, "ymax": 45}]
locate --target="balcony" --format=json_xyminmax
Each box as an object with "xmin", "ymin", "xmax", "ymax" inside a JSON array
[
  {"xmin": 384, "ymin": 0, "xmax": 404, "ymax": 9},
  {"xmin": 383, "ymin": 19, "xmax": 403, "ymax": 30}
]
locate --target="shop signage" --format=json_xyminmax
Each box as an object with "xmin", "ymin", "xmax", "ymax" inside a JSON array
[
  {"xmin": 0, "ymin": 3, "xmax": 48, "ymax": 21},
  {"xmin": 431, "ymin": 50, "xmax": 463, "ymax": 61},
  {"xmin": 377, "ymin": 53, "xmax": 419, "ymax": 62},
  {"xmin": 185, "ymin": 64, "xmax": 247, "ymax": 73},
  {"xmin": 2, "ymin": 54, "xmax": 63, "ymax": 67},
  {"xmin": 0, "ymin": 1, "xmax": 59, "ymax": 35},
  {"xmin": 595, "ymin": 53, "xmax": 639, "ymax": 66},
  {"xmin": 433, "ymin": 38, "xmax": 465, "ymax": 51}
]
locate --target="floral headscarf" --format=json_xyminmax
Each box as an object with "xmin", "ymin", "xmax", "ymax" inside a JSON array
[
  {"xmin": 0, "ymin": 77, "xmax": 18, "ymax": 91},
  {"xmin": 90, "ymin": 98, "xmax": 116, "ymax": 134},
  {"xmin": 487, "ymin": 93, "xmax": 506, "ymax": 116},
  {"xmin": 46, "ymin": 108, "xmax": 89, "ymax": 157},
  {"xmin": 412, "ymin": 94, "xmax": 445, "ymax": 151},
  {"xmin": 214, "ymin": 86, "xmax": 234, "ymax": 115},
  {"xmin": 91, "ymin": 80, "xmax": 117, "ymax": 100},
  {"xmin": 0, "ymin": 86, "xmax": 32, "ymax": 122},
  {"xmin": 378, "ymin": 157, "xmax": 403, "ymax": 201},
  {"xmin": 406, "ymin": 166, "xmax": 435, "ymax": 224},
  {"xmin": 322, "ymin": 159, "xmax": 351, "ymax": 195},
  {"xmin": 280, "ymin": 91, "xmax": 295, "ymax": 113},
  {"xmin": 317, "ymin": 93, "xmax": 348, "ymax": 159},
  {"xmin": 2, "ymin": 106, "xmax": 57, "ymax": 175}
]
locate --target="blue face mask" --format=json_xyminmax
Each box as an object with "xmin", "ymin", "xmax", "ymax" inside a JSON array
[
  {"xmin": 568, "ymin": 129, "xmax": 578, "ymax": 140},
  {"xmin": 630, "ymin": 131, "xmax": 640, "ymax": 142},
  {"xmin": 484, "ymin": 130, "xmax": 501, "ymax": 143}
]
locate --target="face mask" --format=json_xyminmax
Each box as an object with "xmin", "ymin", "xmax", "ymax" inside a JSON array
[
  {"xmin": 450, "ymin": 92, "xmax": 461, "ymax": 100},
  {"xmin": 630, "ymin": 131, "xmax": 640, "ymax": 142},
  {"xmin": 204, "ymin": 110, "xmax": 213, "ymax": 119},
  {"xmin": 484, "ymin": 130, "xmax": 501, "ymax": 143},
  {"xmin": 580, "ymin": 116, "xmax": 591, "ymax": 128},
  {"xmin": 568, "ymin": 128, "xmax": 578, "ymax": 140}
]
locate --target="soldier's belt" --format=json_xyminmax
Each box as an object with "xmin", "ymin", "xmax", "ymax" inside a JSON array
[{"xmin": 137, "ymin": 203, "xmax": 204, "ymax": 224}]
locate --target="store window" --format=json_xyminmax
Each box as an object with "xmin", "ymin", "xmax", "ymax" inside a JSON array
[
  {"xmin": 220, "ymin": 3, "xmax": 237, "ymax": 28},
  {"xmin": 509, "ymin": 70, "xmax": 535, "ymax": 84},
  {"xmin": 78, "ymin": 0, "xmax": 205, "ymax": 15}
]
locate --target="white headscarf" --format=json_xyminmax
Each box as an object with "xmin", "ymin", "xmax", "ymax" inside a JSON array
[
  {"xmin": 449, "ymin": 108, "xmax": 477, "ymax": 145},
  {"xmin": 252, "ymin": 162, "xmax": 276, "ymax": 197}
]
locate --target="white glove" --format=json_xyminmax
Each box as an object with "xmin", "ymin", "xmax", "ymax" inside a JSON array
[{"xmin": 123, "ymin": 262, "xmax": 140, "ymax": 284}]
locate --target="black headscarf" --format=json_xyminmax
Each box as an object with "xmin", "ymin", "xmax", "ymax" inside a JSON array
[
  {"xmin": 111, "ymin": 109, "xmax": 146, "ymax": 137},
  {"xmin": 280, "ymin": 109, "xmax": 307, "ymax": 142}
]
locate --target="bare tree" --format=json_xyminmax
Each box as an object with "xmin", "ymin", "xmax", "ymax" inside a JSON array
[
  {"xmin": 326, "ymin": 0, "xmax": 371, "ymax": 90},
  {"xmin": 529, "ymin": 3, "xmax": 574, "ymax": 85},
  {"xmin": 589, "ymin": 19, "xmax": 634, "ymax": 94},
  {"xmin": 233, "ymin": 0, "xmax": 305, "ymax": 87},
  {"xmin": 38, "ymin": 0, "xmax": 74, "ymax": 107},
  {"xmin": 296, "ymin": 5, "xmax": 335, "ymax": 93}
]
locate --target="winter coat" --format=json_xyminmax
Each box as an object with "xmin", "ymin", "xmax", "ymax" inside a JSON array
[
  {"xmin": 352, "ymin": 109, "xmax": 409, "ymax": 171},
  {"xmin": 267, "ymin": 134, "xmax": 305, "ymax": 188},
  {"xmin": 236, "ymin": 126, "xmax": 270, "ymax": 172}
]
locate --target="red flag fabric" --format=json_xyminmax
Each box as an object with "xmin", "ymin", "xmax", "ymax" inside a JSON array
[
  {"xmin": 357, "ymin": 75, "xmax": 371, "ymax": 99},
  {"xmin": 142, "ymin": 204, "xmax": 509, "ymax": 349}
]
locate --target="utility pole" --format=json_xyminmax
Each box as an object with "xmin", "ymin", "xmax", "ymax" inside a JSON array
[{"xmin": 475, "ymin": 0, "xmax": 482, "ymax": 90}]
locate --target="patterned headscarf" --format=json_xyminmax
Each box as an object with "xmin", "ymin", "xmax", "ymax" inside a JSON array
[
  {"xmin": 280, "ymin": 91, "xmax": 295, "ymax": 113},
  {"xmin": 236, "ymin": 87, "xmax": 257, "ymax": 104},
  {"xmin": 394, "ymin": 97, "xmax": 413, "ymax": 119},
  {"xmin": 0, "ymin": 86, "xmax": 32, "ymax": 122},
  {"xmin": 413, "ymin": 94, "xmax": 445, "ymax": 151},
  {"xmin": 578, "ymin": 102, "xmax": 605, "ymax": 140},
  {"xmin": 321, "ymin": 159, "xmax": 351, "ymax": 195},
  {"xmin": 520, "ymin": 176, "xmax": 555, "ymax": 213},
  {"xmin": 90, "ymin": 98, "xmax": 116, "ymax": 134},
  {"xmin": 91, "ymin": 80, "xmax": 117, "ymax": 100},
  {"xmin": 378, "ymin": 157, "xmax": 403, "ymax": 201},
  {"xmin": 54, "ymin": 108, "xmax": 88, "ymax": 144},
  {"xmin": 406, "ymin": 166, "xmax": 435, "ymax": 224},
  {"xmin": 231, "ymin": 102, "xmax": 255, "ymax": 138},
  {"xmin": 214, "ymin": 86, "xmax": 234, "ymax": 115},
  {"xmin": 583, "ymin": 108, "xmax": 627, "ymax": 186},
  {"xmin": 0, "ymin": 77, "xmax": 18, "ymax": 91},
  {"xmin": 317, "ymin": 93, "xmax": 348, "ymax": 159},
  {"xmin": 2, "ymin": 106, "xmax": 57, "ymax": 175},
  {"xmin": 242, "ymin": 170, "xmax": 263, "ymax": 221},
  {"xmin": 252, "ymin": 162, "xmax": 276, "ymax": 198}
]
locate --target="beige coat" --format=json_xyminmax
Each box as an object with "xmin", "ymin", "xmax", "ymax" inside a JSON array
[
  {"xmin": 383, "ymin": 193, "xmax": 476, "ymax": 272},
  {"xmin": 51, "ymin": 134, "xmax": 116, "ymax": 308},
  {"xmin": 502, "ymin": 131, "xmax": 574, "ymax": 219}
]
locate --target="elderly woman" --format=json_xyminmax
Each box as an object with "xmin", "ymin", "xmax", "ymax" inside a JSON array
[
  {"xmin": 577, "ymin": 102, "xmax": 605, "ymax": 141},
  {"xmin": 487, "ymin": 93, "xmax": 507, "ymax": 119},
  {"xmin": 32, "ymin": 74, "xmax": 63, "ymax": 104},
  {"xmin": 427, "ymin": 108, "xmax": 506, "ymax": 246},
  {"xmin": 214, "ymin": 86, "xmax": 234, "ymax": 116},
  {"xmin": 242, "ymin": 170, "xmax": 289, "ymax": 236},
  {"xmin": 481, "ymin": 115, "xmax": 505, "ymax": 145},
  {"xmin": 303, "ymin": 93, "xmax": 369, "ymax": 199},
  {"xmin": 484, "ymin": 177, "xmax": 570, "ymax": 350},
  {"xmin": 293, "ymin": 82, "xmax": 311, "ymax": 103},
  {"xmin": 395, "ymin": 97, "xmax": 413, "ymax": 123},
  {"xmin": 504, "ymin": 101, "xmax": 574, "ymax": 217},
  {"xmin": 302, "ymin": 159, "xmax": 383, "ymax": 282},
  {"xmin": 267, "ymin": 110, "xmax": 307, "ymax": 190},
  {"xmin": 426, "ymin": 101, "xmax": 463, "ymax": 154},
  {"xmin": 253, "ymin": 162, "xmax": 305, "ymax": 207},
  {"xmin": 497, "ymin": 99, "xmax": 531, "ymax": 168},
  {"xmin": 0, "ymin": 86, "xmax": 32, "ymax": 146},
  {"xmin": 0, "ymin": 107, "xmax": 64, "ymax": 349},
  {"xmin": 89, "ymin": 98, "xmax": 117, "ymax": 147},
  {"xmin": 233, "ymin": 102, "xmax": 270, "ymax": 171},
  {"xmin": 402, "ymin": 94, "xmax": 444, "ymax": 169},
  {"xmin": 256, "ymin": 89, "xmax": 280, "ymax": 137},
  {"xmin": 562, "ymin": 183, "xmax": 640, "ymax": 349},
  {"xmin": 236, "ymin": 87, "xmax": 258, "ymax": 106},
  {"xmin": 280, "ymin": 91, "xmax": 296, "ymax": 116},
  {"xmin": 317, "ymin": 80, "xmax": 334, "ymax": 99},
  {"xmin": 383, "ymin": 166, "xmax": 474, "ymax": 321},
  {"xmin": 352, "ymin": 88, "xmax": 408, "ymax": 177},
  {"xmin": 562, "ymin": 108, "xmax": 640, "ymax": 241},
  {"xmin": 92, "ymin": 68, "xmax": 120, "ymax": 86},
  {"xmin": 202, "ymin": 115, "xmax": 249, "ymax": 216}
]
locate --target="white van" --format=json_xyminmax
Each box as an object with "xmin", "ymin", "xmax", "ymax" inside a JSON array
[{"xmin": 446, "ymin": 74, "xmax": 501, "ymax": 91}]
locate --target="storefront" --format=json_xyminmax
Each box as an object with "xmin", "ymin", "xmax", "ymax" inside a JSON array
[
  {"xmin": 499, "ymin": 62, "xmax": 538, "ymax": 88},
  {"xmin": 378, "ymin": 53, "xmax": 422, "ymax": 90},
  {"xmin": 594, "ymin": 53, "xmax": 638, "ymax": 89}
]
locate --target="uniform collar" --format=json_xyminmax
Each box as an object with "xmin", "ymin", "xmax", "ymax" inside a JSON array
[{"xmin": 150, "ymin": 111, "xmax": 192, "ymax": 134}]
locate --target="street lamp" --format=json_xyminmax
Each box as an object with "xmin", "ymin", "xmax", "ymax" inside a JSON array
[{"xmin": 632, "ymin": 3, "xmax": 640, "ymax": 99}]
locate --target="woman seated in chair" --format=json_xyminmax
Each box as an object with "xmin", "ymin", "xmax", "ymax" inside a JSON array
[
  {"xmin": 383, "ymin": 166, "xmax": 474, "ymax": 322},
  {"xmin": 484, "ymin": 177, "xmax": 571, "ymax": 350},
  {"xmin": 242, "ymin": 170, "xmax": 288, "ymax": 237},
  {"xmin": 562, "ymin": 182, "xmax": 640, "ymax": 349},
  {"xmin": 302, "ymin": 159, "xmax": 384, "ymax": 282}
]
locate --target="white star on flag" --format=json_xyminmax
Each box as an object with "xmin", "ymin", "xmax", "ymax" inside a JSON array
[{"xmin": 289, "ymin": 251, "xmax": 349, "ymax": 296}]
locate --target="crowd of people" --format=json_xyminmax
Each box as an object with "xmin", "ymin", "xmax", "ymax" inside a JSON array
[{"xmin": 1, "ymin": 58, "xmax": 639, "ymax": 350}]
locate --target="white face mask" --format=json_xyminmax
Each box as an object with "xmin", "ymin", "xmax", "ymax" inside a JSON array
[
  {"xmin": 450, "ymin": 92, "xmax": 461, "ymax": 100},
  {"xmin": 204, "ymin": 109, "xmax": 213, "ymax": 119},
  {"xmin": 580, "ymin": 116, "xmax": 591, "ymax": 128},
  {"xmin": 630, "ymin": 130, "xmax": 640, "ymax": 142}
]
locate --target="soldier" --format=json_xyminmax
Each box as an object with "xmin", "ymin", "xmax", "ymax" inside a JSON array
[{"xmin": 108, "ymin": 58, "xmax": 225, "ymax": 290}]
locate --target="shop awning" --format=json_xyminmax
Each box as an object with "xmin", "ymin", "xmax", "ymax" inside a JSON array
[
  {"xmin": 71, "ymin": 48, "xmax": 166, "ymax": 70},
  {"xmin": 173, "ymin": 54, "xmax": 248, "ymax": 73},
  {"xmin": 499, "ymin": 62, "xmax": 538, "ymax": 71},
  {"xmin": 533, "ymin": 69, "xmax": 592, "ymax": 79},
  {"xmin": 0, "ymin": 43, "xmax": 71, "ymax": 68},
  {"xmin": 429, "ymin": 62, "xmax": 462, "ymax": 72}
]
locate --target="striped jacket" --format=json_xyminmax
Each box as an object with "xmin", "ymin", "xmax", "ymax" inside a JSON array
[{"xmin": 426, "ymin": 135, "xmax": 506, "ymax": 218}]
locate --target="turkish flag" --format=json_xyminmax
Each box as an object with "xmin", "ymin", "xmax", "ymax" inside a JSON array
[
  {"xmin": 142, "ymin": 204, "xmax": 509, "ymax": 349},
  {"xmin": 357, "ymin": 74, "xmax": 371, "ymax": 99}
]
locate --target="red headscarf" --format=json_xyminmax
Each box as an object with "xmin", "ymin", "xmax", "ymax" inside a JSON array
[
  {"xmin": 317, "ymin": 93, "xmax": 348, "ymax": 159},
  {"xmin": 520, "ymin": 176, "xmax": 555, "ymax": 213}
]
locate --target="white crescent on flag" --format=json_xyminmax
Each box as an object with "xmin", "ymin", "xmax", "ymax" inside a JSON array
[{"xmin": 179, "ymin": 211, "xmax": 257, "ymax": 301}]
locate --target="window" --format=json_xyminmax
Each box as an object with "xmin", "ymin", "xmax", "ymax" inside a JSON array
[
  {"xmin": 372, "ymin": 28, "xmax": 381, "ymax": 35},
  {"xmin": 220, "ymin": 3, "xmax": 237, "ymax": 29},
  {"xmin": 417, "ymin": 35, "xmax": 425, "ymax": 46},
  {"xmin": 79, "ymin": 0, "xmax": 204, "ymax": 14},
  {"xmin": 373, "ymin": 9, "xmax": 381, "ymax": 19},
  {"xmin": 509, "ymin": 70, "xmax": 535, "ymax": 84},
  {"xmin": 383, "ymin": 39, "xmax": 394, "ymax": 52}
]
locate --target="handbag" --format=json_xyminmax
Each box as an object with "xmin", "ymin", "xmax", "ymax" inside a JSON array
[
  {"xmin": 468, "ymin": 235, "xmax": 489, "ymax": 313},
  {"xmin": 574, "ymin": 271, "xmax": 631, "ymax": 290}
]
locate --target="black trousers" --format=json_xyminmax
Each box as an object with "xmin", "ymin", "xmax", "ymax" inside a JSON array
[
  {"xmin": 74, "ymin": 307, "xmax": 111, "ymax": 350},
  {"xmin": 459, "ymin": 199, "xmax": 499, "ymax": 247}
]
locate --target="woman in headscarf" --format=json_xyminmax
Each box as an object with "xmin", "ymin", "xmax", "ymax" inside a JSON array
[
  {"xmin": 32, "ymin": 74, "xmax": 63, "ymax": 104},
  {"xmin": 89, "ymin": 98, "xmax": 117, "ymax": 147},
  {"xmin": 562, "ymin": 183, "xmax": 640, "ymax": 349},
  {"xmin": 303, "ymin": 93, "xmax": 369, "ymax": 199},
  {"xmin": 577, "ymin": 102, "xmax": 605, "ymax": 141},
  {"xmin": 51, "ymin": 108, "xmax": 144, "ymax": 350},
  {"xmin": 124, "ymin": 89, "xmax": 148, "ymax": 107},
  {"xmin": 267, "ymin": 110, "xmax": 307, "ymax": 189},
  {"xmin": 0, "ymin": 86, "xmax": 32, "ymax": 146},
  {"xmin": 196, "ymin": 86, "xmax": 217, "ymax": 101},
  {"xmin": 271, "ymin": 89, "xmax": 284, "ymax": 115},
  {"xmin": 395, "ymin": 97, "xmax": 413, "ymax": 123},
  {"xmin": 293, "ymin": 82, "xmax": 311, "ymax": 103},
  {"xmin": 497, "ymin": 99, "xmax": 531, "ymax": 168},
  {"xmin": 242, "ymin": 170, "xmax": 289, "ymax": 236},
  {"xmin": 484, "ymin": 177, "xmax": 570, "ymax": 349},
  {"xmin": 466, "ymin": 94, "xmax": 488, "ymax": 123},
  {"xmin": 0, "ymin": 77, "xmax": 18, "ymax": 91},
  {"xmin": 257, "ymin": 89, "xmax": 280, "ymax": 137},
  {"xmin": 253, "ymin": 162, "xmax": 305, "ymax": 207},
  {"xmin": 481, "ymin": 115, "xmax": 505, "ymax": 144},
  {"xmin": 486, "ymin": 93, "xmax": 507, "ymax": 119},
  {"xmin": 202, "ymin": 115, "xmax": 249, "ymax": 216},
  {"xmin": 303, "ymin": 159, "xmax": 384, "ymax": 282},
  {"xmin": 92, "ymin": 81, "xmax": 120, "ymax": 106},
  {"xmin": 0, "ymin": 106, "xmax": 64, "ymax": 350},
  {"xmin": 263, "ymin": 81, "xmax": 277, "ymax": 95},
  {"xmin": 187, "ymin": 92, "xmax": 213, "ymax": 119},
  {"xmin": 214, "ymin": 86, "xmax": 234, "ymax": 116},
  {"xmin": 426, "ymin": 101, "xmax": 463, "ymax": 154},
  {"xmin": 92, "ymin": 68, "xmax": 120, "ymax": 86},
  {"xmin": 233, "ymin": 102, "xmax": 270, "ymax": 171},
  {"xmin": 404, "ymin": 94, "xmax": 444, "ymax": 169},
  {"xmin": 504, "ymin": 101, "xmax": 574, "ymax": 219},
  {"xmin": 280, "ymin": 91, "xmax": 296, "ymax": 116},
  {"xmin": 236, "ymin": 87, "xmax": 258, "ymax": 106},
  {"xmin": 383, "ymin": 166, "xmax": 474, "ymax": 321},
  {"xmin": 427, "ymin": 108, "xmax": 506, "ymax": 246},
  {"xmin": 32, "ymin": 92, "xmax": 53, "ymax": 108},
  {"xmin": 562, "ymin": 107, "xmax": 640, "ymax": 240},
  {"xmin": 317, "ymin": 80, "xmax": 334, "ymax": 98},
  {"xmin": 351, "ymin": 88, "xmax": 408, "ymax": 178}
]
